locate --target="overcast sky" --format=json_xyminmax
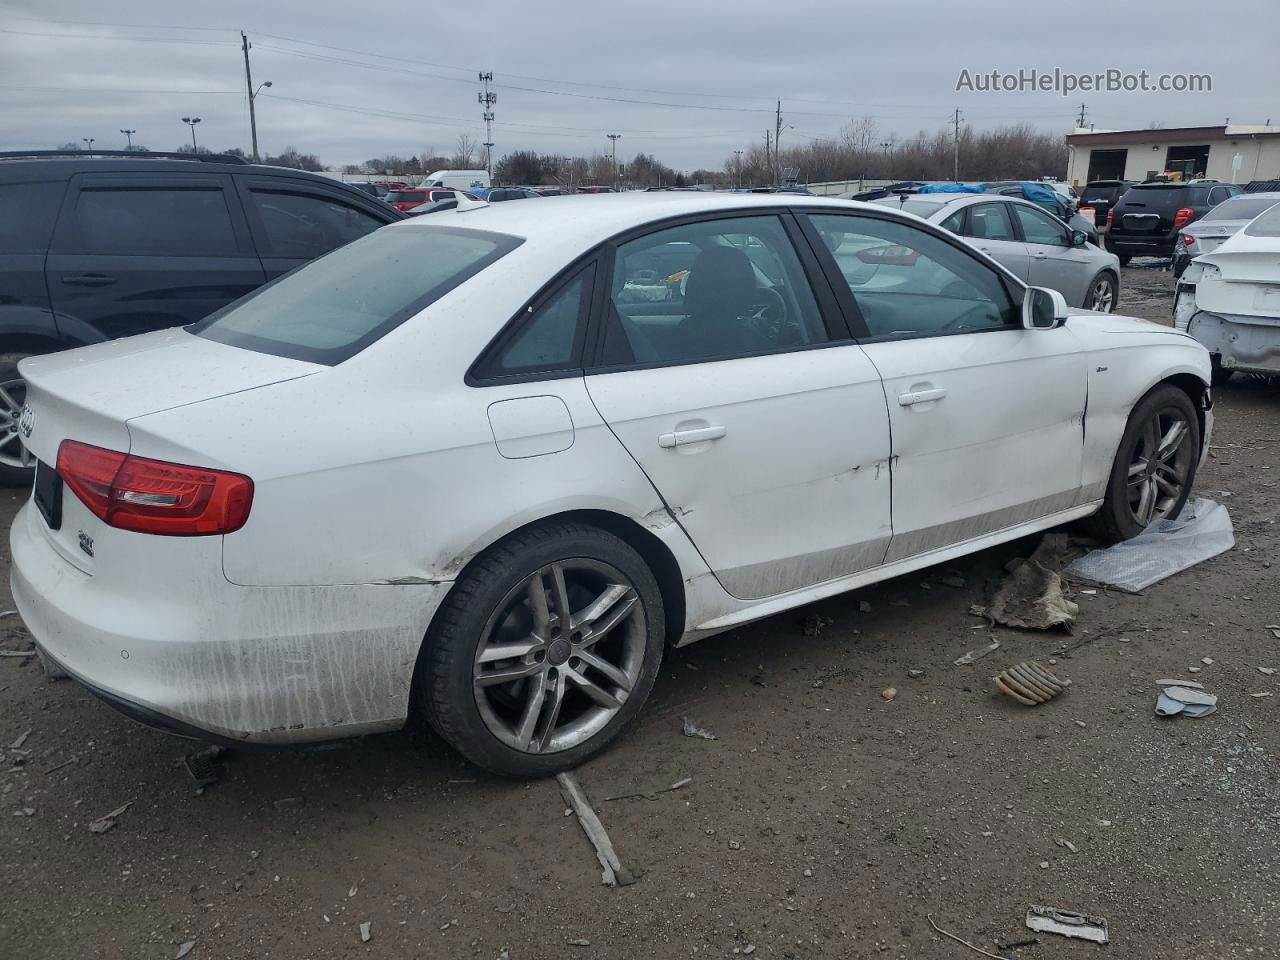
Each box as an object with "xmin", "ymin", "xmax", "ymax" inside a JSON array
[{"xmin": 2, "ymin": 0, "xmax": 1276, "ymax": 172}]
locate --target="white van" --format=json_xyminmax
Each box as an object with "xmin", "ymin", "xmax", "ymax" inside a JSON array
[{"xmin": 422, "ymin": 170, "xmax": 491, "ymax": 191}]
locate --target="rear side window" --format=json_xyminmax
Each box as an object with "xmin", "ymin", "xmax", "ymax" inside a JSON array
[
  {"xmin": 194, "ymin": 225, "xmax": 522, "ymax": 364},
  {"xmin": 1245, "ymin": 203, "xmax": 1280, "ymax": 237},
  {"xmin": 966, "ymin": 203, "xmax": 1016, "ymax": 241},
  {"xmin": 247, "ymin": 190, "xmax": 385, "ymax": 260},
  {"xmin": 473, "ymin": 265, "xmax": 595, "ymax": 379},
  {"xmin": 0, "ymin": 181, "xmax": 63, "ymax": 252},
  {"xmin": 1202, "ymin": 196, "xmax": 1280, "ymax": 222},
  {"xmin": 69, "ymin": 187, "xmax": 237, "ymax": 256}
]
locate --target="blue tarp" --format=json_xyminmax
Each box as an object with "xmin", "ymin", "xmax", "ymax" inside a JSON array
[
  {"xmin": 916, "ymin": 182, "xmax": 986, "ymax": 194},
  {"xmin": 981, "ymin": 181, "xmax": 1061, "ymax": 213}
]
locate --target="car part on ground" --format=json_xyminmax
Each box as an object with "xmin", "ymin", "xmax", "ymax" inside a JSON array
[
  {"xmin": 992, "ymin": 661, "xmax": 1071, "ymax": 706},
  {"xmin": 9, "ymin": 192, "xmax": 1213, "ymax": 774}
]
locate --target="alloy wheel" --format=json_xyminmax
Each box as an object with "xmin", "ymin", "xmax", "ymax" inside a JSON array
[
  {"xmin": 0, "ymin": 375, "xmax": 33, "ymax": 470},
  {"xmin": 1090, "ymin": 277, "xmax": 1115, "ymax": 312},
  {"xmin": 1126, "ymin": 407, "xmax": 1193, "ymax": 527},
  {"xmin": 473, "ymin": 559, "xmax": 646, "ymax": 754}
]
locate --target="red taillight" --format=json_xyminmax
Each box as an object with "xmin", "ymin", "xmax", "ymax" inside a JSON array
[
  {"xmin": 1182, "ymin": 233, "xmax": 1195, "ymax": 246},
  {"xmin": 1106, "ymin": 208, "xmax": 1114, "ymax": 226},
  {"xmin": 1173, "ymin": 207, "xmax": 1195, "ymax": 228},
  {"xmin": 56, "ymin": 441, "xmax": 253, "ymax": 536}
]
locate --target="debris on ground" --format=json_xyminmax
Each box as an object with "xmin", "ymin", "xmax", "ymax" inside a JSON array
[
  {"xmin": 1055, "ymin": 838, "xmax": 1079, "ymax": 853},
  {"xmin": 567, "ymin": 938, "xmax": 591, "ymax": 946},
  {"xmin": 1251, "ymin": 691, "xmax": 1273, "ymax": 699},
  {"xmin": 602, "ymin": 776, "xmax": 692, "ymax": 803},
  {"xmin": 858, "ymin": 600, "xmax": 872, "ymax": 613},
  {"xmin": 0, "ymin": 649, "xmax": 35, "ymax": 658},
  {"xmin": 1267, "ymin": 625, "xmax": 1280, "ymax": 640},
  {"xmin": 9, "ymin": 729, "xmax": 31, "ymax": 749},
  {"xmin": 1025, "ymin": 905, "xmax": 1109, "ymax": 944},
  {"xmin": 1259, "ymin": 667, "xmax": 1276, "ymax": 676},
  {"xmin": 907, "ymin": 668, "xmax": 926, "ymax": 679},
  {"xmin": 880, "ymin": 687, "xmax": 897, "ymax": 701},
  {"xmin": 88, "ymin": 801, "xmax": 133, "ymax": 834},
  {"xmin": 954, "ymin": 639, "xmax": 1001, "ymax": 666},
  {"xmin": 183, "ymin": 745, "xmax": 227, "ymax": 788},
  {"xmin": 1065, "ymin": 498, "xmax": 1234, "ymax": 593},
  {"xmin": 992, "ymin": 661, "xmax": 1072, "ymax": 706},
  {"xmin": 556, "ymin": 772, "xmax": 636, "ymax": 887},
  {"xmin": 940, "ymin": 572, "xmax": 966, "ymax": 589},
  {"xmin": 358, "ymin": 921, "xmax": 371, "ymax": 943},
  {"xmin": 972, "ymin": 540, "xmax": 1079, "ymax": 631},
  {"xmin": 927, "ymin": 914, "xmax": 1012, "ymax": 959},
  {"xmin": 1155, "ymin": 683, "xmax": 1218, "ymax": 719},
  {"xmin": 802, "ymin": 613, "xmax": 833, "ymax": 637},
  {"xmin": 681, "ymin": 717, "xmax": 717, "ymax": 740},
  {"xmin": 175, "ymin": 941, "xmax": 195, "ymax": 959}
]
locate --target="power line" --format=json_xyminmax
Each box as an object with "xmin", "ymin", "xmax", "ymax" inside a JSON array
[{"xmin": 0, "ymin": 27, "xmax": 235, "ymax": 45}]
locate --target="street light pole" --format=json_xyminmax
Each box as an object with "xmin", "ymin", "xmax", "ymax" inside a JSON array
[
  {"xmin": 119, "ymin": 129, "xmax": 136, "ymax": 150},
  {"xmin": 733, "ymin": 149, "xmax": 744, "ymax": 188},
  {"xmin": 181, "ymin": 117, "xmax": 201, "ymax": 151},
  {"xmin": 82, "ymin": 137, "xmax": 95, "ymax": 152},
  {"xmin": 607, "ymin": 133, "xmax": 620, "ymax": 190},
  {"xmin": 242, "ymin": 32, "xmax": 269, "ymax": 163}
]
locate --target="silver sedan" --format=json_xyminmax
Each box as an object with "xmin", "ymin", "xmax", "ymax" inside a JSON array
[
  {"xmin": 1172, "ymin": 191, "xmax": 1280, "ymax": 277},
  {"xmin": 872, "ymin": 193, "xmax": 1121, "ymax": 311}
]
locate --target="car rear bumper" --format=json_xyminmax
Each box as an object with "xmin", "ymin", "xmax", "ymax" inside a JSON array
[
  {"xmin": 1187, "ymin": 311, "xmax": 1280, "ymax": 377},
  {"xmin": 10, "ymin": 501, "xmax": 447, "ymax": 744},
  {"xmin": 1107, "ymin": 231, "xmax": 1177, "ymax": 257}
]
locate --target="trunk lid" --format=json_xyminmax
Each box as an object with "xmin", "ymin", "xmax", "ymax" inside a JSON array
[{"xmin": 1194, "ymin": 249, "xmax": 1280, "ymax": 321}]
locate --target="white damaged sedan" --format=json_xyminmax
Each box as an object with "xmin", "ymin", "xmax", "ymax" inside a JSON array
[{"xmin": 12, "ymin": 192, "xmax": 1212, "ymax": 776}]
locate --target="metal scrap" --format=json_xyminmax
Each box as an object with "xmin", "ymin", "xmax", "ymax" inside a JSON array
[
  {"xmin": 681, "ymin": 717, "xmax": 717, "ymax": 740},
  {"xmin": 602, "ymin": 776, "xmax": 693, "ymax": 803},
  {"xmin": 1025, "ymin": 905, "xmax": 1108, "ymax": 944},
  {"xmin": 557, "ymin": 772, "xmax": 636, "ymax": 887},
  {"xmin": 88, "ymin": 800, "xmax": 133, "ymax": 834},
  {"xmin": 927, "ymin": 914, "xmax": 1013, "ymax": 959},
  {"xmin": 954, "ymin": 639, "xmax": 1001, "ymax": 666},
  {"xmin": 992, "ymin": 661, "xmax": 1072, "ymax": 706},
  {"xmin": 1156, "ymin": 683, "xmax": 1218, "ymax": 718}
]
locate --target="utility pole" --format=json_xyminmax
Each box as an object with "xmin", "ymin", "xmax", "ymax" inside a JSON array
[
  {"xmin": 607, "ymin": 133, "xmax": 621, "ymax": 189},
  {"xmin": 952, "ymin": 107, "xmax": 963, "ymax": 181},
  {"xmin": 242, "ymin": 33, "xmax": 261, "ymax": 162},
  {"xmin": 774, "ymin": 100, "xmax": 783, "ymax": 185},
  {"xmin": 1075, "ymin": 102, "xmax": 1087, "ymax": 129},
  {"xmin": 764, "ymin": 129, "xmax": 771, "ymax": 185},
  {"xmin": 478, "ymin": 72, "xmax": 496, "ymax": 177},
  {"xmin": 119, "ymin": 129, "xmax": 135, "ymax": 150},
  {"xmin": 733, "ymin": 149, "xmax": 744, "ymax": 188}
]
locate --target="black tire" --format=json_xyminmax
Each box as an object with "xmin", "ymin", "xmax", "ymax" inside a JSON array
[
  {"xmin": 1086, "ymin": 272, "xmax": 1118, "ymax": 313},
  {"xmin": 1116, "ymin": 253, "xmax": 1132, "ymax": 266},
  {"xmin": 419, "ymin": 521, "xmax": 665, "ymax": 778},
  {"xmin": 0, "ymin": 353, "xmax": 35, "ymax": 487},
  {"xmin": 1210, "ymin": 356, "xmax": 1234, "ymax": 386},
  {"xmin": 1085, "ymin": 384, "xmax": 1200, "ymax": 544}
]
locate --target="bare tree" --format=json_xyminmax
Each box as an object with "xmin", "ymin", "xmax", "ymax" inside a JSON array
[{"xmin": 451, "ymin": 132, "xmax": 478, "ymax": 168}]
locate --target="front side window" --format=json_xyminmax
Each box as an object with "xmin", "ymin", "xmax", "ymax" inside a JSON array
[
  {"xmin": 965, "ymin": 203, "xmax": 1017, "ymax": 241},
  {"xmin": 805, "ymin": 213, "xmax": 1017, "ymax": 339},
  {"xmin": 69, "ymin": 186, "xmax": 237, "ymax": 256},
  {"xmin": 249, "ymin": 190, "xmax": 385, "ymax": 259},
  {"xmin": 195, "ymin": 225, "xmax": 522, "ymax": 364},
  {"xmin": 1013, "ymin": 204, "xmax": 1069, "ymax": 245},
  {"xmin": 602, "ymin": 215, "xmax": 828, "ymax": 366}
]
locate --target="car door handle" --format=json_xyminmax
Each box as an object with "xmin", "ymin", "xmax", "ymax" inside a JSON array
[
  {"xmin": 898, "ymin": 388, "xmax": 947, "ymax": 406},
  {"xmin": 1032, "ymin": 252, "xmax": 1049, "ymax": 260},
  {"xmin": 61, "ymin": 274, "xmax": 117, "ymax": 287},
  {"xmin": 658, "ymin": 425, "xmax": 727, "ymax": 448}
]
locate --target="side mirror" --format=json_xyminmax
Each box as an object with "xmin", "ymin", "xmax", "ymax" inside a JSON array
[
  {"xmin": 1022, "ymin": 286, "xmax": 1069, "ymax": 330},
  {"xmin": 1070, "ymin": 229, "xmax": 1089, "ymax": 247}
]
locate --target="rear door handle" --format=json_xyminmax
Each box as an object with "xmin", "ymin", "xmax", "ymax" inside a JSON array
[
  {"xmin": 658, "ymin": 425, "xmax": 727, "ymax": 448},
  {"xmin": 898, "ymin": 387, "xmax": 947, "ymax": 406},
  {"xmin": 1032, "ymin": 252, "xmax": 1048, "ymax": 260},
  {"xmin": 61, "ymin": 274, "xmax": 117, "ymax": 287}
]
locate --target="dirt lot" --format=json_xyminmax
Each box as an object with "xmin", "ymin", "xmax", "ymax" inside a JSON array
[{"xmin": 2, "ymin": 264, "xmax": 1278, "ymax": 960}]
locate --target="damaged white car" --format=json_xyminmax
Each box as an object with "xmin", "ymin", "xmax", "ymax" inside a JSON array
[
  {"xmin": 1176, "ymin": 201, "xmax": 1280, "ymax": 383},
  {"xmin": 11, "ymin": 193, "xmax": 1212, "ymax": 776}
]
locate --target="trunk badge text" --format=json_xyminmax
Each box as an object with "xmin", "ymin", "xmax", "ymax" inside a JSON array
[
  {"xmin": 18, "ymin": 405, "xmax": 34, "ymax": 439},
  {"xmin": 77, "ymin": 530, "xmax": 94, "ymax": 558}
]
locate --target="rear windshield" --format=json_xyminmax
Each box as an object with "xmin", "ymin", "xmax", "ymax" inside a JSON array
[
  {"xmin": 1081, "ymin": 185, "xmax": 1121, "ymax": 203},
  {"xmin": 1121, "ymin": 185, "xmax": 1207, "ymax": 210},
  {"xmin": 1202, "ymin": 196, "xmax": 1280, "ymax": 222},
  {"xmin": 388, "ymin": 190, "xmax": 427, "ymax": 203},
  {"xmin": 870, "ymin": 197, "xmax": 947, "ymax": 217},
  {"xmin": 1245, "ymin": 203, "xmax": 1280, "ymax": 237},
  {"xmin": 194, "ymin": 225, "xmax": 522, "ymax": 364}
]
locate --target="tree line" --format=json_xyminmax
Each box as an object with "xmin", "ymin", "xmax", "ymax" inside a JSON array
[{"xmin": 53, "ymin": 120, "xmax": 1068, "ymax": 187}]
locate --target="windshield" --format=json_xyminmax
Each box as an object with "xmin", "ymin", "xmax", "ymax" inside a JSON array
[
  {"xmin": 870, "ymin": 197, "xmax": 948, "ymax": 217},
  {"xmin": 1203, "ymin": 196, "xmax": 1280, "ymax": 222},
  {"xmin": 194, "ymin": 225, "xmax": 522, "ymax": 364},
  {"xmin": 1245, "ymin": 203, "xmax": 1280, "ymax": 238}
]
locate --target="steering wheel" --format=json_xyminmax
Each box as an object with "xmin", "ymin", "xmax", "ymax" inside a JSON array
[{"xmin": 741, "ymin": 285, "xmax": 790, "ymax": 344}]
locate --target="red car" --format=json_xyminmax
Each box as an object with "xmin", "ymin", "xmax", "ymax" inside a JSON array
[{"xmin": 385, "ymin": 187, "xmax": 465, "ymax": 211}]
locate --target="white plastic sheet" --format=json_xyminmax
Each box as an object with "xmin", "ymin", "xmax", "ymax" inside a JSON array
[{"xmin": 1064, "ymin": 498, "xmax": 1234, "ymax": 593}]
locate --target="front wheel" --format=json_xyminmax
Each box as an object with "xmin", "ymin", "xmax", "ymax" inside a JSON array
[
  {"xmin": 1086, "ymin": 273, "xmax": 1118, "ymax": 313},
  {"xmin": 1086, "ymin": 385, "xmax": 1200, "ymax": 543},
  {"xmin": 0, "ymin": 353, "xmax": 35, "ymax": 487},
  {"xmin": 419, "ymin": 522, "xmax": 665, "ymax": 777}
]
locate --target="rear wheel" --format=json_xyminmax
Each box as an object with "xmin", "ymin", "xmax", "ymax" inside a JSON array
[
  {"xmin": 1086, "ymin": 385, "xmax": 1199, "ymax": 543},
  {"xmin": 1086, "ymin": 272, "xmax": 1117, "ymax": 312},
  {"xmin": 419, "ymin": 522, "xmax": 665, "ymax": 777},
  {"xmin": 0, "ymin": 353, "xmax": 35, "ymax": 487}
]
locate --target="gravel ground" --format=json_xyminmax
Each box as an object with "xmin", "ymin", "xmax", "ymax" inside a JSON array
[{"xmin": 2, "ymin": 264, "xmax": 1277, "ymax": 960}]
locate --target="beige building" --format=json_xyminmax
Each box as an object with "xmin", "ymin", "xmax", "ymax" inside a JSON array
[{"xmin": 1065, "ymin": 124, "xmax": 1280, "ymax": 186}]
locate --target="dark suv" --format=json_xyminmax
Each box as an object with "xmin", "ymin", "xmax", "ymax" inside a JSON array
[
  {"xmin": 1078, "ymin": 180, "xmax": 1133, "ymax": 232},
  {"xmin": 1105, "ymin": 181, "xmax": 1240, "ymax": 263},
  {"xmin": 0, "ymin": 150, "xmax": 405, "ymax": 483}
]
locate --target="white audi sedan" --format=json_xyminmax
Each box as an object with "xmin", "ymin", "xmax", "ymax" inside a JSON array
[{"xmin": 12, "ymin": 192, "xmax": 1212, "ymax": 777}]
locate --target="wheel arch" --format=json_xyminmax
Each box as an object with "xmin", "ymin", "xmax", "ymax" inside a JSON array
[{"xmin": 1159, "ymin": 370, "xmax": 1210, "ymax": 446}]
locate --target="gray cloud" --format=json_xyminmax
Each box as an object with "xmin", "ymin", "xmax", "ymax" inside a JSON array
[{"xmin": 1, "ymin": 0, "xmax": 1275, "ymax": 171}]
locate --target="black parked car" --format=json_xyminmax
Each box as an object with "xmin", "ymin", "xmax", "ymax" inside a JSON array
[
  {"xmin": 1078, "ymin": 180, "xmax": 1133, "ymax": 231},
  {"xmin": 0, "ymin": 150, "xmax": 405, "ymax": 483},
  {"xmin": 1105, "ymin": 180, "xmax": 1240, "ymax": 264}
]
